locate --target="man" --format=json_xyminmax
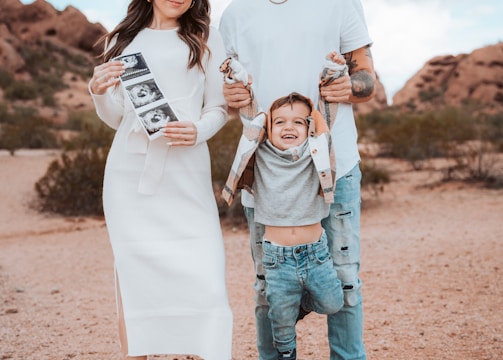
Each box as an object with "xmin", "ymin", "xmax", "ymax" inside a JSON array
[{"xmin": 219, "ymin": 1, "xmax": 376, "ymax": 359}]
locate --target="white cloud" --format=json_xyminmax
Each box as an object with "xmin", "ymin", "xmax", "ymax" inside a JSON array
[
  {"xmin": 363, "ymin": 1, "xmax": 455, "ymax": 100},
  {"xmin": 363, "ymin": 0, "xmax": 503, "ymax": 102}
]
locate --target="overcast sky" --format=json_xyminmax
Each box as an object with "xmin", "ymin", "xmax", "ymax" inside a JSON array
[{"xmin": 20, "ymin": 0, "xmax": 503, "ymax": 103}]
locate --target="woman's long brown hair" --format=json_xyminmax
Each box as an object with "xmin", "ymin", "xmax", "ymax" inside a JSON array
[{"xmin": 96, "ymin": 0, "xmax": 211, "ymax": 71}]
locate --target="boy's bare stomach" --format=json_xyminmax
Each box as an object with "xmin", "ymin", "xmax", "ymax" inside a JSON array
[{"xmin": 264, "ymin": 223, "xmax": 323, "ymax": 247}]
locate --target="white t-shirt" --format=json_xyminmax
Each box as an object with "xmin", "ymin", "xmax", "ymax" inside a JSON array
[{"xmin": 219, "ymin": 0, "xmax": 373, "ymax": 207}]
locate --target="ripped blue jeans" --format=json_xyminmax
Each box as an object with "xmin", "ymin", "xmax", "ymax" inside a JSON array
[
  {"xmin": 263, "ymin": 232, "xmax": 344, "ymax": 353},
  {"xmin": 245, "ymin": 164, "xmax": 366, "ymax": 360}
]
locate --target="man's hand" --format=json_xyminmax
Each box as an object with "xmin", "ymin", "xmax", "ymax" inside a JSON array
[
  {"xmin": 321, "ymin": 45, "xmax": 376, "ymax": 104},
  {"xmin": 320, "ymin": 74, "xmax": 353, "ymax": 103},
  {"xmin": 223, "ymin": 76, "xmax": 253, "ymax": 109}
]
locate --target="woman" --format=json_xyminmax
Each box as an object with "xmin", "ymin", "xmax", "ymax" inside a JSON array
[{"xmin": 88, "ymin": 1, "xmax": 232, "ymax": 359}]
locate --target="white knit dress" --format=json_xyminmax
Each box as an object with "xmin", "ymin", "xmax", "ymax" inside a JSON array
[{"xmin": 90, "ymin": 27, "xmax": 233, "ymax": 359}]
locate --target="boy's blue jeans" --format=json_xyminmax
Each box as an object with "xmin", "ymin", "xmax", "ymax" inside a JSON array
[
  {"xmin": 263, "ymin": 232, "xmax": 344, "ymax": 353},
  {"xmin": 244, "ymin": 164, "xmax": 366, "ymax": 360}
]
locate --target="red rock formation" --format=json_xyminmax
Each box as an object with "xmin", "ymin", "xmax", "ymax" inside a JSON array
[
  {"xmin": 0, "ymin": 0, "xmax": 107, "ymax": 55},
  {"xmin": 393, "ymin": 42, "xmax": 503, "ymax": 114},
  {"xmin": 0, "ymin": 0, "xmax": 108, "ymax": 121}
]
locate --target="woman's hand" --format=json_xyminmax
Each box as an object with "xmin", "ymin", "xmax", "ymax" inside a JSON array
[
  {"xmin": 90, "ymin": 60, "xmax": 124, "ymax": 95},
  {"xmin": 163, "ymin": 121, "xmax": 197, "ymax": 146}
]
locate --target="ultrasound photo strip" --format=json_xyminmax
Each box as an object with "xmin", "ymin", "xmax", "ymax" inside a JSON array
[
  {"xmin": 113, "ymin": 52, "xmax": 179, "ymax": 139},
  {"xmin": 126, "ymin": 79, "xmax": 164, "ymax": 109},
  {"xmin": 114, "ymin": 53, "xmax": 151, "ymax": 81},
  {"xmin": 139, "ymin": 104, "xmax": 179, "ymax": 135}
]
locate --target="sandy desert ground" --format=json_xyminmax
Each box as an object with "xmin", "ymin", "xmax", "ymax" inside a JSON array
[{"xmin": 0, "ymin": 150, "xmax": 502, "ymax": 360}]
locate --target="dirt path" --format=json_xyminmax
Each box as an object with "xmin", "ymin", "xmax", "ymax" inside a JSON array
[{"xmin": 0, "ymin": 151, "xmax": 502, "ymax": 359}]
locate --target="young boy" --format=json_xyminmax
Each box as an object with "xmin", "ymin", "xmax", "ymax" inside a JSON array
[{"xmin": 222, "ymin": 53, "xmax": 348, "ymax": 360}]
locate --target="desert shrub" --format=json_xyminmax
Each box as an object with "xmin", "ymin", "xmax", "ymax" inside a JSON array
[
  {"xmin": 33, "ymin": 72, "xmax": 67, "ymax": 92},
  {"xmin": 35, "ymin": 118, "xmax": 114, "ymax": 216},
  {"xmin": 61, "ymin": 110, "xmax": 101, "ymax": 132},
  {"xmin": 442, "ymin": 140, "xmax": 503, "ymax": 186},
  {"xmin": 0, "ymin": 125, "xmax": 23, "ymax": 154},
  {"xmin": 361, "ymin": 159, "xmax": 390, "ymax": 189},
  {"xmin": 372, "ymin": 107, "xmax": 475, "ymax": 169},
  {"xmin": 361, "ymin": 106, "xmax": 503, "ymax": 187},
  {"xmin": 3, "ymin": 80, "xmax": 38, "ymax": 101},
  {"xmin": 441, "ymin": 112, "xmax": 503, "ymax": 187},
  {"xmin": 35, "ymin": 147, "xmax": 108, "ymax": 216},
  {"xmin": 0, "ymin": 70, "xmax": 14, "ymax": 88},
  {"xmin": 419, "ymin": 86, "xmax": 443, "ymax": 102},
  {"xmin": 8, "ymin": 106, "xmax": 39, "ymax": 123},
  {"xmin": 0, "ymin": 103, "xmax": 8, "ymax": 123},
  {"xmin": 62, "ymin": 113, "xmax": 114, "ymax": 150},
  {"xmin": 41, "ymin": 92, "xmax": 56, "ymax": 107},
  {"xmin": 356, "ymin": 108, "xmax": 401, "ymax": 141},
  {"xmin": 0, "ymin": 109, "xmax": 58, "ymax": 154},
  {"xmin": 485, "ymin": 113, "xmax": 503, "ymax": 152},
  {"xmin": 19, "ymin": 45, "xmax": 56, "ymax": 75}
]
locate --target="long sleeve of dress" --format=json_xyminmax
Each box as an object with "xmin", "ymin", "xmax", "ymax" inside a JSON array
[
  {"xmin": 194, "ymin": 29, "xmax": 228, "ymax": 145},
  {"xmin": 88, "ymin": 82, "xmax": 125, "ymax": 130}
]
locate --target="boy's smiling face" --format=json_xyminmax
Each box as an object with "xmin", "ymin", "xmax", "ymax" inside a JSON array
[{"xmin": 270, "ymin": 102, "xmax": 309, "ymax": 151}]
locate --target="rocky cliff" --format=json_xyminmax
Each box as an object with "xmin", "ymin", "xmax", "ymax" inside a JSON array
[
  {"xmin": 392, "ymin": 41, "xmax": 503, "ymax": 114},
  {"xmin": 1, "ymin": 0, "xmax": 106, "ymax": 59},
  {"xmin": 0, "ymin": 0, "xmax": 108, "ymax": 122}
]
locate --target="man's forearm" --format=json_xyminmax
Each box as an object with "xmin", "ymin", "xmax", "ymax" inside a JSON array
[{"xmin": 345, "ymin": 45, "xmax": 376, "ymax": 103}]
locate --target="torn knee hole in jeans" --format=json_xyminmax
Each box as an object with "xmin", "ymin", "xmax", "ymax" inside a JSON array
[
  {"xmin": 335, "ymin": 210, "xmax": 352, "ymax": 218},
  {"xmin": 343, "ymin": 284, "xmax": 354, "ymax": 290}
]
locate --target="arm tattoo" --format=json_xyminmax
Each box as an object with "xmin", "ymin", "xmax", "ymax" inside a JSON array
[
  {"xmin": 351, "ymin": 71, "xmax": 375, "ymax": 98},
  {"xmin": 345, "ymin": 46, "xmax": 374, "ymax": 98}
]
